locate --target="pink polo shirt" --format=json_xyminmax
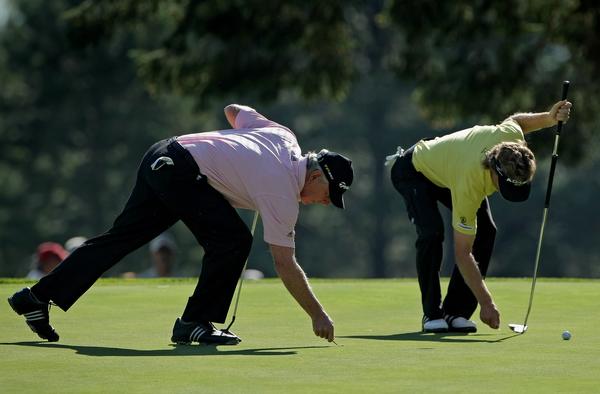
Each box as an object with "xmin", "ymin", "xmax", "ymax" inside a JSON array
[{"xmin": 177, "ymin": 106, "xmax": 306, "ymax": 248}]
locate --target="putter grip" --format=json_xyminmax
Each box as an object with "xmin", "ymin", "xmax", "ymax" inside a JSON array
[
  {"xmin": 545, "ymin": 81, "xmax": 570, "ymax": 207},
  {"xmin": 561, "ymin": 80, "xmax": 570, "ymax": 100},
  {"xmin": 556, "ymin": 81, "xmax": 570, "ymax": 135}
]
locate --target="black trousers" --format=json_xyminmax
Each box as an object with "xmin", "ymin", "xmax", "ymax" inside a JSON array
[
  {"xmin": 32, "ymin": 138, "xmax": 253, "ymax": 324},
  {"xmin": 390, "ymin": 146, "xmax": 496, "ymax": 320}
]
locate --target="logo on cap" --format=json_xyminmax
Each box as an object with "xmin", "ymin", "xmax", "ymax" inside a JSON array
[
  {"xmin": 491, "ymin": 157, "xmax": 531, "ymax": 202},
  {"xmin": 317, "ymin": 151, "xmax": 354, "ymax": 209},
  {"xmin": 323, "ymin": 164, "xmax": 335, "ymax": 180}
]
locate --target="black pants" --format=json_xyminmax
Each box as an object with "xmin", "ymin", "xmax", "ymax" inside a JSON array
[
  {"xmin": 32, "ymin": 138, "xmax": 253, "ymax": 324},
  {"xmin": 390, "ymin": 146, "xmax": 496, "ymax": 320}
]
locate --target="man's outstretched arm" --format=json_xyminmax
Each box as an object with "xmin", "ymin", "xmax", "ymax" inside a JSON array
[
  {"xmin": 454, "ymin": 230, "xmax": 500, "ymax": 329},
  {"xmin": 269, "ymin": 244, "xmax": 335, "ymax": 342},
  {"xmin": 507, "ymin": 100, "xmax": 572, "ymax": 134}
]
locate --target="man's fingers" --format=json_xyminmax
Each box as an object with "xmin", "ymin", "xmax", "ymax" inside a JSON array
[
  {"xmin": 557, "ymin": 110, "xmax": 570, "ymax": 122},
  {"xmin": 314, "ymin": 327, "xmax": 326, "ymax": 339},
  {"xmin": 314, "ymin": 325, "xmax": 334, "ymax": 342},
  {"xmin": 552, "ymin": 100, "xmax": 571, "ymax": 112},
  {"xmin": 559, "ymin": 103, "xmax": 572, "ymax": 114},
  {"xmin": 321, "ymin": 327, "xmax": 334, "ymax": 342},
  {"xmin": 484, "ymin": 318, "xmax": 499, "ymax": 329},
  {"xmin": 313, "ymin": 315, "xmax": 334, "ymax": 342},
  {"xmin": 555, "ymin": 101, "xmax": 572, "ymax": 121},
  {"xmin": 481, "ymin": 308, "xmax": 500, "ymax": 329}
]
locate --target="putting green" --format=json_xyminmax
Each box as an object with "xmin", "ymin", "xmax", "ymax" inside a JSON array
[{"xmin": 1, "ymin": 278, "xmax": 598, "ymax": 393}]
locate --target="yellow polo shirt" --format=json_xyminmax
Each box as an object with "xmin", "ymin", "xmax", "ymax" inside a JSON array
[{"xmin": 412, "ymin": 118, "xmax": 524, "ymax": 235}]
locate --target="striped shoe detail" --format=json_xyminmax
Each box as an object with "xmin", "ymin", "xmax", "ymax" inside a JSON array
[
  {"xmin": 444, "ymin": 314, "xmax": 477, "ymax": 332},
  {"xmin": 24, "ymin": 310, "xmax": 47, "ymax": 322},
  {"xmin": 190, "ymin": 327, "xmax": 207, "ymax": 342}
]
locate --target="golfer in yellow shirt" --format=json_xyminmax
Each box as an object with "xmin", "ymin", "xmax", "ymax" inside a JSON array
[{"xmin": 389, "ymin": 99, "xmax": 571, "ymax": 333}]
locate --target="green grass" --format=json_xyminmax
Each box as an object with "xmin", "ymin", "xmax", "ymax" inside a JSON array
[{"xmin": 1, "ymin": 278, "xmax": 598, "ymax": 393}]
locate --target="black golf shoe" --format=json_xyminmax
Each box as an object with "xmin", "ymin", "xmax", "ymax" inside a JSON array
[
  {"xmin": 171, "ymin": 318, "xmax": 241, "ymax": 345},
  {"xmin": 8, "ymin": 287, "xmax": 59, "ymax": 342}
]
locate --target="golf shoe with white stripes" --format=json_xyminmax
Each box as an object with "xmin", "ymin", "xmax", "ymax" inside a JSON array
[
  {"xmin": 171, "ymin": 318, "xmax": 241, "ymax": 345},
  {"xmin": 422, "ymin": 316, "xmax": 449, "ymax": 333},
  {"xmin": 445, "ymin": 315, "xmax": 477, "ymax": 333},
  {"xmin": 7, "ymin": 287, "xmax": 59, "ymax": 342}
]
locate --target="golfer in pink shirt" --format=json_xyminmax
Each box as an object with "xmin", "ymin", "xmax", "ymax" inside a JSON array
[{"xmin": 9, "ymin": 104, "xmax": 354, "ymax": 346}]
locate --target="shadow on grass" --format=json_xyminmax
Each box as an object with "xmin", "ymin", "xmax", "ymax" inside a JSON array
[
  {"xmin": 0, "ymin": 342, "xmax": 330, "ymax": 356},
  {"xmin": 339, "ymin": 331, "xmax": 521, "ymax": 343}
]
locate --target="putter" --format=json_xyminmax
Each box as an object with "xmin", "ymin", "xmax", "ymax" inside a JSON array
[
  {"xmin": 509, "ymin": 81, "xmax": 570, "ymax": 334},
  {"xmin": 221, "ymin": 211, "xmax": 260, "ymax": 335}
]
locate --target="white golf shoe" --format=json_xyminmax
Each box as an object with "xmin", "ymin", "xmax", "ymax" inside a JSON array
[
  {"xmin": 422, "ymin": 316, "xmax": 448, "ymax": 333},
  {"xmin": 445, "ymin": 315, "xmax": 477, "ymax": 333}
]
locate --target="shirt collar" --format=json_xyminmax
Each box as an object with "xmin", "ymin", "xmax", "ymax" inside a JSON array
[{"xmin": 485, "ymin": 169, "xmax": 498, "ymax": 196}]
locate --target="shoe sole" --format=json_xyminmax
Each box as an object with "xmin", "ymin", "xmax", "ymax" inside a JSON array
[
  {"xmin": 172, "ymin": 340, "xmax": 193, "ymax": 345},
  {"xmin": 448, "ymin": 327, "xmax": 477, "ymax": 333},
  {"xmin": 171, "ymin": 338, "xmax": 240, "ymax": 346},
  {"xmin": 423, "ymin": 328, "xmax": 448, "ymax": 333}
]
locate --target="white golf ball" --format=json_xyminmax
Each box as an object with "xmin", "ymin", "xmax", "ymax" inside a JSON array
[{"xmin": 562, "ymin": 330, "xmax": 571, "ymax": 340}]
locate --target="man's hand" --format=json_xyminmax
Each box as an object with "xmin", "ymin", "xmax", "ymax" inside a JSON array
[
  {"xmin": 312, "ymin": 312, "xmax": 335, "ymax": 342},
  {"xmin": 479, "ymin": 302, "xmax": 500, "ymax": 329},
  {"xmin": 549, "ymin": 100, "xmax": 572, "ymax": 124}
]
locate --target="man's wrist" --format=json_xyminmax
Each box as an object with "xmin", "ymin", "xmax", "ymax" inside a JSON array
[
  {"xmin": 478, "ymin": 291, "xmax": 494, "ymax": 308},
  {"xmin": 544, "ymin": 111, "xmax": 557, "ymax": 127}
]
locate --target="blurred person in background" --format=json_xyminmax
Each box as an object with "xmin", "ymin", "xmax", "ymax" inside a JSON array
[
  {"xmin": 122, "ymin": 232, "xmax": 177, "ymax": 278},
  {"xmin": 26, "ymin": 242, "xmax": 68, "ymax": 280},
  {"xmin": 65, "ymin": 236, "xmax": 88, "ymax": 254},
  {"xmin": 146, "ymin": 232, "xmax": 177, "ymax": 277}
]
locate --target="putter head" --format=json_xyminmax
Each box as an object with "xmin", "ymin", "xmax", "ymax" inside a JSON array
[{"xmin": 508, "ymin": 323, "xmax": 528, "ymax": 333}]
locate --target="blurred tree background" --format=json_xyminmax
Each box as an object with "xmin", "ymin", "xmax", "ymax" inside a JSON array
[{"xmin": 0, "ymin": 0, "xmax": 598, "ymax": 278}]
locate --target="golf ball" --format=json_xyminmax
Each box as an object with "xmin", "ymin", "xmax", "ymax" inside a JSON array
[{"xmin": 562, "ymin": 330, "xmax": 571, "ymax": 340}]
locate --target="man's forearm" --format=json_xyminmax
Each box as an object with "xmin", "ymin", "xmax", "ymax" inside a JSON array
[
  {"xmin": 508, "ymin": 112, "xmax": 556, "ymax": 134},
  {"xmin": 274, "ymin": 258, "xmax": 326, "ymax": 319},
  {"xmin": 454, "ymin": 252, "xmax": 494, "ymax": 307}
]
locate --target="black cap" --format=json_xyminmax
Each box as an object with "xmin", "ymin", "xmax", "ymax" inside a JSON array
[
  {"xmin": 492, "ymin": 158, "xmax": 531, "ymax": 202},
  {"xmin": 317, "ymin": 150, "xmax": 354, "ymax": 209}
]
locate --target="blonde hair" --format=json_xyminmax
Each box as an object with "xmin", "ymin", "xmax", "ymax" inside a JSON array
[{"xmin": 482, "ymin": 142, "xmax": 536, "ymax": 182}]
